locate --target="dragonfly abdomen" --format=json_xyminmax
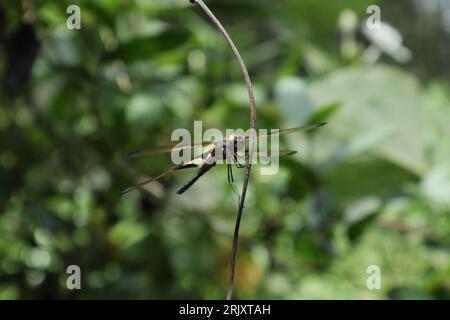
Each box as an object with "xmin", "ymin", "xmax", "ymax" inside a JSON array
[{"xmin": 176, "ymin": 163, "xmax": 216, "ymax": 194}]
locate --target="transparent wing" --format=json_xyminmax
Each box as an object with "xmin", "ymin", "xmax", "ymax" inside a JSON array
[
  {"xmin": 247, "ymin": 122, "xmax": 327, "ymax": 140},
  {"xmin": 254, "ymin": 150, "xmax": 298, "ymax": 158},
  {"xmin": 128, "ymin": 122, "xmax": 326, "ymax": 157},
  {"xmin": 121, "ymin": 163, "xmax": 200, "ymax": 195},
  {"xmin": 128, "ymin": 141, "xmax": 215, "ymax": 158}
]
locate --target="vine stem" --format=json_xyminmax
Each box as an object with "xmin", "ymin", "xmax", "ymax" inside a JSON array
[{"xmin": 189, "ymin": 0, "xmax": 256, "ymax": 300}]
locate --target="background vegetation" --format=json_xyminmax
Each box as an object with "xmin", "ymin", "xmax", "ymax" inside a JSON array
[{"xmin": 1, "ymin": 0, "xmax": 449, "ymax": 299}]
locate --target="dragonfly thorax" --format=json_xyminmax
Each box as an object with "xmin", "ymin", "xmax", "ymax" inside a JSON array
[
  {"xmin": 215, "ymin": 134, "xmax": 243, "ymax": 163},
  {"xmin": 227, "ymin": 134, "xmax": 245, "ymax": 151}
]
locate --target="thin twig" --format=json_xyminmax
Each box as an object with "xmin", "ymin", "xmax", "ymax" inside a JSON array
[{"xmin": 190, "ymin": 0, "xmax": 256, "ymax": 300}]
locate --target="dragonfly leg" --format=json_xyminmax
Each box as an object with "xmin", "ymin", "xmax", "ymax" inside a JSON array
[
  {"xmin": 234, "ymin": 152, "xmax": 246, "ymax": 169},
  {"xmin": 227, "ymin": 164, "xmax": 241, "ymax": 201}
]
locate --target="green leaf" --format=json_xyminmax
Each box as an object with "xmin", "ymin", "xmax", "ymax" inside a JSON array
[
  {"xmin": 309, "ymin": 65, "xmax": 430, "ymax": 175},
  {"xmin": 421, "ymin": 166, "xmax": 450, "ymax": 207},
  {"xmin": 307, "ymin": 101, "xmax": 341, "ymax": 125},
  {"xmin": 275, "ymin": 76, "xmax": 313, "ymax": 126},
  {"xmin": 107, "ymin": 30, "xmax": 190, "ymax": 63}
]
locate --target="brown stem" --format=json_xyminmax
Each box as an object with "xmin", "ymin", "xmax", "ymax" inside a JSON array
[{"xmin": 190, "ymin": 0, "xmax": 256, "ymax": 300}]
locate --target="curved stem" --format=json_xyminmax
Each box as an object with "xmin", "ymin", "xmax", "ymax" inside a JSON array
[{"xmin": 190, "ymin": 0, "xmax": 256, "ymax": 300}]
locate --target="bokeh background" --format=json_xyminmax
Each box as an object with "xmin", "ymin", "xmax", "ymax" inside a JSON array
[{"xmin": 1, "ymin": 0, "xmax": 450, "ymax": 299}]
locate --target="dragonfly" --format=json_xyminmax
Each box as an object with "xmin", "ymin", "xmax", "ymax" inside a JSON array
[{"xmin": 121, "ymin": 122, "xmax": 326, "ymax": 197}]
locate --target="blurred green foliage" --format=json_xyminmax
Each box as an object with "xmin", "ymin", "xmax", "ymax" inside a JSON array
[{"xmin": 1, "ymin": 0, "xmax": 450, "ymax": 299}]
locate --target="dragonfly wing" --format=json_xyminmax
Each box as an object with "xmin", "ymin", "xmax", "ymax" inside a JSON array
[
  {"xmin": 128, "ymin": 141, "xmax": 216, "ymax": 158},
  {"xmin": 254, "ymin": 150, "xmax": 298, "ymax": 159},
  {"xmin": 121, "ymin": 160, "xmax": 203, "ymax": 195},
  {"xmin": 247, "ymin": 122, "xmax": 327, "ymax": 140}
]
